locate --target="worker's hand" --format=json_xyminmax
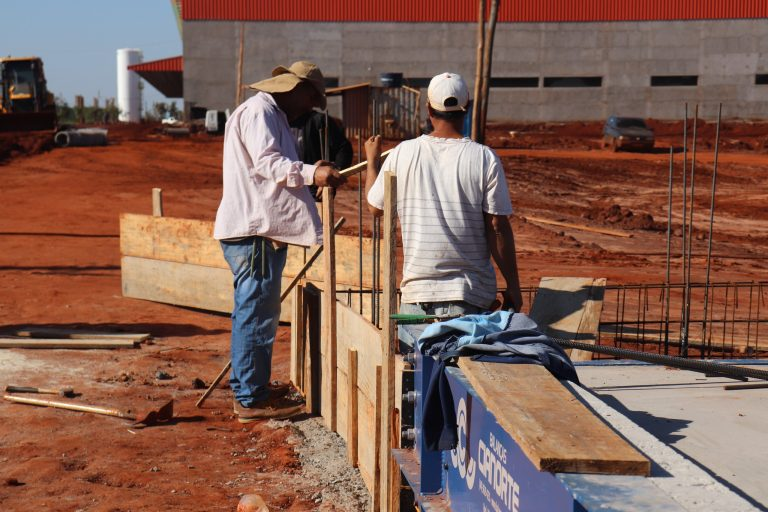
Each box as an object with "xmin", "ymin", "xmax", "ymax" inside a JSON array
[
  {"xmin": 365, "ymin": 135, "xmax": 382, "ymax": 163},
  {"xmin": 313, "ymin": 164, "xmax": 346, "ymax": 188},
  {"xmin": 501, "ymin": 289, "xmax": 523, "ymax": 313}
]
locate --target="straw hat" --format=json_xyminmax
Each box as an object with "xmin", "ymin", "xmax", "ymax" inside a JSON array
[{"xmin": 248, "ymin": 61, "xmax": 326, "ymax": 109}]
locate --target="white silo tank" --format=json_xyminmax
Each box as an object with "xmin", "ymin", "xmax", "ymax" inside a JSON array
[{"xmin": 116, "ymin": 48, "xmax": 143, "ymax": 122}]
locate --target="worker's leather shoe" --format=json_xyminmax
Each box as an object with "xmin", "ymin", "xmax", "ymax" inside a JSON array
[
  {"xmin": 233, "ymin": 397, "xmax": 304, "ymax": 422},
  {"xmin": 232, "ymin": 382, "xmax": 292, "ymax": 414}
]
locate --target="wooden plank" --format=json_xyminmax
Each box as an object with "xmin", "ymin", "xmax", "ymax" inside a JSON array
[
  {"xmin": 152, "ymin": 188, "xmax": 163, "ymax": 217},
  {"xmin": 120, "ymin": 214, "xmax": 225, "ymax": 268},
  {"xmin": 347, "ymin": 348, "xmax": 359, "ymax": 467},
  {"xmin": 0, "ymin": 338, "xmax": 137, "ymax": 349},
  {"xmin": 304, "ymin": 284, "xmax": 322, "ymax": 415},
  {"xmin": 372, "ymin": 365, "xmax": 382, "ymax": 512},
  {"xmin": 120, "ymin": 256, "xmax": 294, "ymax": 323},
  {"xmin": 457, "ymin": 360, "xmax": 650, "ymax": 476},
  {"xmin": 523, "ymin": 216, "xmax": 633, "ymax": 238},
  {"xmin": 290, "ymin": 284, "xmax": 304, "ymax": 388},
  {"xmin": 321, "ymin": 188, "xmax": 338, "ymax": 432},
  {"xmin": 570, "ymin": 278, "xmax": 606, "ymax": 361},
  {"xmin": 120, "ymin": 213, "xmax": 377, "ymax": 287},
  {"xmin": 336, "ymin": 301, "xmax": 382, "ymax": 401},
  {"xmin": 379, "ymin": 172, "xmax": 398, "ymax": 512},
  {"xmin": 10, "ymin": 328, "xmax": 150, "ymax": 342},
  {"xmin": 528, "ymin": 277, "xmax": 606, "ymax": 362}
]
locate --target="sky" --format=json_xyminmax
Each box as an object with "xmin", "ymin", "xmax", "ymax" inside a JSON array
[{"xmin": 2, "ymin": 1, "xmax": 182, "ymax": 111}]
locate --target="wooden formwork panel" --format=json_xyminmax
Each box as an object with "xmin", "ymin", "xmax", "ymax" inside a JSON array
[
  {"xmin": 120, "ymin": 213, "xmax": 378, "ymax": 287},
  {"xmin": 119, "ymin": 214, "xmax": 378, "ymax": 321}
]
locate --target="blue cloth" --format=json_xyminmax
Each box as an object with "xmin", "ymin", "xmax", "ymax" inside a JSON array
[
  {"xmin": 221, "ymin": 237, "xmax": 287, "ymax": 407},
  {"xmin": 418, "ymin": 312, "xmax": 580, "ymax": 451},
  {"xmin": 398, "ymin": 301, "xmax": 485, "ymax": 349},
  {"xmin": 417, "ymin": 310, "xmax": 514, "ymax": 352}
]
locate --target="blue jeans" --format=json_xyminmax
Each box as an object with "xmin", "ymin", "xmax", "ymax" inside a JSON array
[{"xmin": 221, "ymin": 237, "xmax": 287, "ymax": 407}]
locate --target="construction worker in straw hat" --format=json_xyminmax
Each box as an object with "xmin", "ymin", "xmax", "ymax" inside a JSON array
[
  {"xmin": 365, "ymin": 72, "xmax": 522, "ymax": 320},
  {"xmin": 214, "ymin": 61, "xmax": 346, "ymax": 422}
]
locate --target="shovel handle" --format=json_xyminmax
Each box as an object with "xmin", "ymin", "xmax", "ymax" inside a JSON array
[
  {"xmin": 6, "ymin": 385, "xmax": 62, "ymax": 395},
  {"xmin": 3, "ymin": 394, "xmax": 135, "ymax": 420}
]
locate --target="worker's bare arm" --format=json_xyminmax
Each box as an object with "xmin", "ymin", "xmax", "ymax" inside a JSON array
[
  {"xmin": 364, "ymin": 135, "xmax": 384, "ymax": 216},
  {"xmin": 484, "ymin": 213, "xmax": 523, "ymax": 312}
]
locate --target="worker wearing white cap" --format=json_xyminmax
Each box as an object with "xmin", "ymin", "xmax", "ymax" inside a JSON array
[{"xmin": 365, "ymin": 72, "xmax": 523, "ymax": 319}]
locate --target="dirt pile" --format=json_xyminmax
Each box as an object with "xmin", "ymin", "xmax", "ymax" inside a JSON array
[
  {"xmin": 583, "ymin": 203, "xmax": 662, "ymax": 231},
  {"xmin": 0, "ymin": 131, "xmax": 54, "ymax": 164}
]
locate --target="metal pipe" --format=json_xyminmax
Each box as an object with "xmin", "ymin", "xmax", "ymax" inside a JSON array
[{"xmin": 702, "ymin": 103, "xmax": 721, "ymax": 354}]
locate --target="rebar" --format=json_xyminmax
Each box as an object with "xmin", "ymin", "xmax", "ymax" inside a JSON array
[
  {"xmin": 680, "ymin": 103, "xmax": 689, "ymax": 344},
  {"xmin": 683, "ymin": 104, "xmax": 699, "ymax": 357},
  {"xmin": 358, "ymin": 133, "xmax": 363, "ymax": 315},
  {"xmin": 701, "ymin": 103, "xmax": 721, "ymax": 355},
  {"xmin": 664, "ymin": 147, "xmax": 674, "ymax": 354},
  {"xmin": 556, "ymin": 338, "xmax": 768, "ymax": 381}
]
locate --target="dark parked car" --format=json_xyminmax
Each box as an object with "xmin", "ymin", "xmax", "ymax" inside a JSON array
[{"xmin": 602, "ymin": 116, "xmax": 655, "ymax": 151}]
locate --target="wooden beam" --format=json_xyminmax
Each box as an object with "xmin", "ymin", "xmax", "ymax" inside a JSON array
[
  {"xmin": 379, "ymin": 172, "xmax": 399, "ymax": 512},
  {"xmin": 523, "ymin": 216, "xmax": 632, "ymax": 238},
  {"xmin": 152, "ymin": 188, "xmax": 163, "ymax": 217},
  {"xmin": 321, "ymin": 187, "xmax": 338, "ymax": 432},
  {"xmin": 10, "ymin": 328, "xmax": 149, "ymax": 342},
  {"xmin": 457, "ymin": 360, "xmax": 650, "ymax": 475},
  {"xmin": 290, "ymin": 284, "xmax": 304, "ymax": 388},
  {"xmin": 0, "ymin": 338, "xmax": 138, "ymax": 349},
  {"xmin": 347, "ymin": 348, "xmax": 359, "ymax": 467},
  {"xmin": 372, "ymin": 364, "xmax": 382, "ymax": 512}
]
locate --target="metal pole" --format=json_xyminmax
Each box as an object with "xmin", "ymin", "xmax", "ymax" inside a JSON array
[
  {"xmin": 680, "ymin": 104, "xmax": 688, "ymax": 344},
  {"xmin": 682, "ymin": 104, "xmax": 699, "ymax": 357},
  {"xmin": 324, "ymin": 110, "xmax": 330, "ymax": 163},
  {"xmin": 701, "ymin": 103, "xmax": 721, "ymax": 355},
  {"xmin": 664, "ymin": 147, "xmax": 674, "ymax": 355},
  {"xmin": 358, "ymin": 133, "xmax": 364, "ymax": 315}
]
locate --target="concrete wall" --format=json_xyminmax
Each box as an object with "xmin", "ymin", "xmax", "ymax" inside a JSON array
[{"xmin": 183, "ymin": 19, "xmax": 768, "ymax": 121}]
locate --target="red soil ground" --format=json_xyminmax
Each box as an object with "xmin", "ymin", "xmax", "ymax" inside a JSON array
[{"xmin": 1, "ymin": 121, "xmax": 767, "ymax": 511}]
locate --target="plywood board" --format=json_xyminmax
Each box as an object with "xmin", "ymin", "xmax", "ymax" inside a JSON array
[
  {"xmin": 457, "ymin": 359, "xmax": 650, "ymax": 476},
  {"xmin": 529, "ymin": 277, "xmax": 606, "ymax": 361}
]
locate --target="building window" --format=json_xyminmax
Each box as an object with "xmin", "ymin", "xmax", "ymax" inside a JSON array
[
  {"xmin": 404, "ymin": 77, "xmax": 539, "ymax": 88},
  {"xmin": 651, "ymin": 75, "xmax": 698, "ymax": 87},
  {"xmin": 542, "ymin": 76, "xmax": 602, "ymax": 88},
  {"xmin": 756, "ymin": 74, "xmax": 768, "ymax": 85},
  {"xmin": 490, "ymin": 77, "xmax": 539, "ymax": 88}
]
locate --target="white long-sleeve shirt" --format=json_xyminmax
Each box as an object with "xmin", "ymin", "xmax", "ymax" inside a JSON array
[{"xmin": 214, "ymin": 92, "xmax": 322, "ymax": 246}]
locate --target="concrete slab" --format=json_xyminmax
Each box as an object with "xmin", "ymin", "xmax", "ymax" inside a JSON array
[{"xmin": 575, "ymin": 362, "xmax": 768, "ymax": 510}]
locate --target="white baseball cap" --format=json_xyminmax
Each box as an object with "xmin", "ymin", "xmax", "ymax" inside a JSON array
[{"xmin": 427, "ymin": 72, "xmax": 469, "ymax": 112}]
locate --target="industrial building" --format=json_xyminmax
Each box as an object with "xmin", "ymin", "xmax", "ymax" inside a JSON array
[{"xmin": 139, "ymin": 0, "xmax": 768, "ymax": 121}]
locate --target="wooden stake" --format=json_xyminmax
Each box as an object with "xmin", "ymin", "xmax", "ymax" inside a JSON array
[
  {"xmin": 471, "ymin": 0, "xmax": 486, "ymax": 142},
  {"xmin": 235, "ymin": 22, "xmax": 244, "ymax": 106},
  {"xmin": 152, "ymin": 188, "xmax": 163, "ymax": 217},
  {"xmin": 379, "ymin": 172, "xmax": 399, "ymax": 511},
  {"xmin": 372, "ymin": 364, "xmax": 382, "ymax": 512},
  {"xmin": 290, "ymin": 284, "xmax": 305, "ymax": 389},
  {"xmin": 321, "ymin": 187, "xmax": 338, "ymax": 431},
  {"xmin": 479, "ymin": 0, "xmax": 500, "ymax": 135},
  {"xmin": 347, "ymin": 348, "xmax": 359, "ymax": 467}
]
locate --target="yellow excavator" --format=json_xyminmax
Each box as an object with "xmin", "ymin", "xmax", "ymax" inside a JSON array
[{"xmin": 0, "ymin": 56, "xmax": 57, "ymax": 131}]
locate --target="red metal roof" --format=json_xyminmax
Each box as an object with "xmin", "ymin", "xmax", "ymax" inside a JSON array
[
  {"xmin": 181, "ymin": 0, "xmax": 768, "ymax": 22},
  {"xmin": 128, "ymin": 56, "xmax": 183, "ymax": 73}
]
